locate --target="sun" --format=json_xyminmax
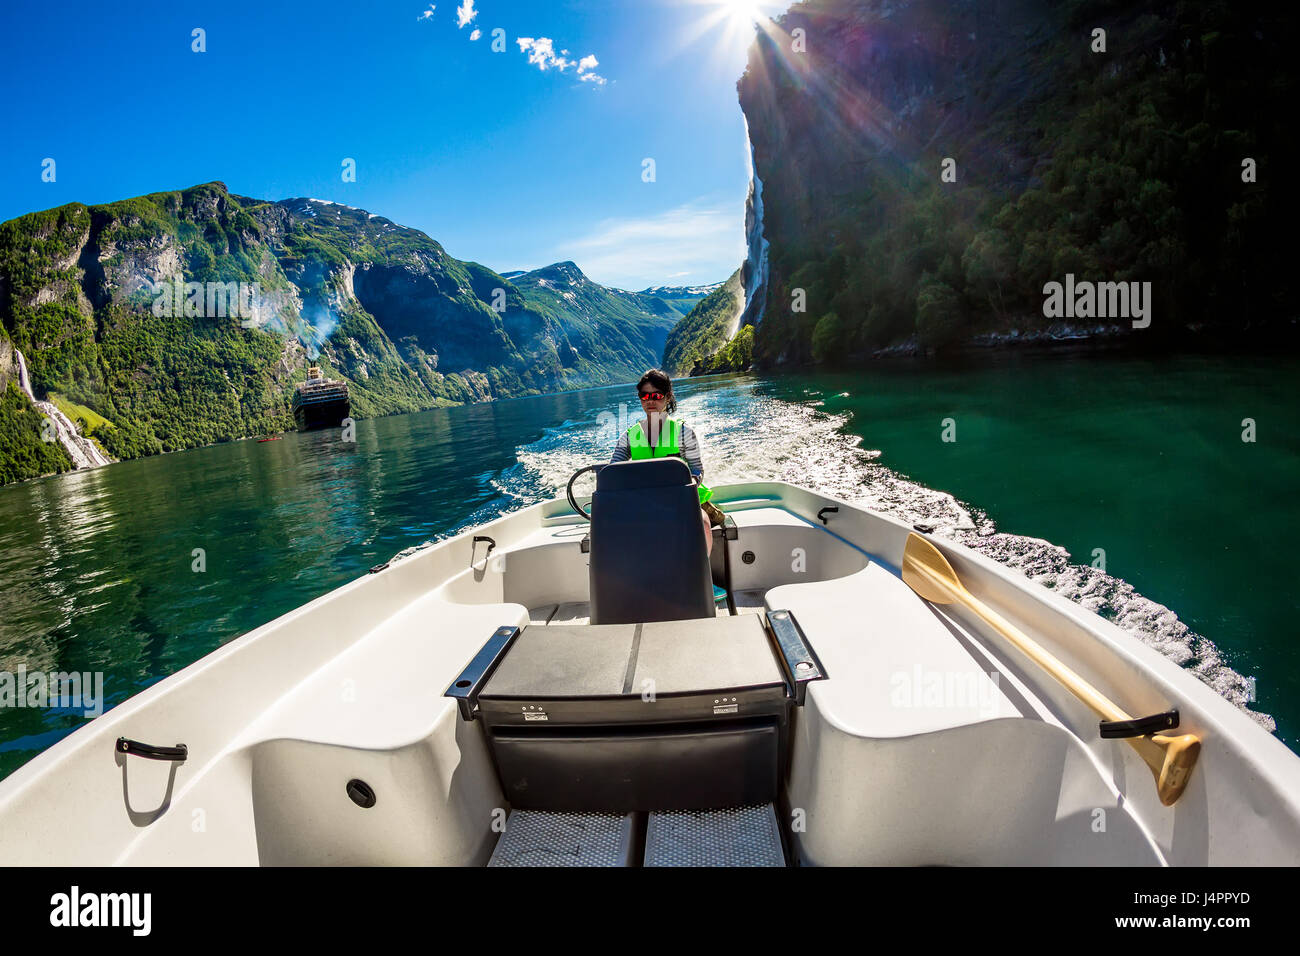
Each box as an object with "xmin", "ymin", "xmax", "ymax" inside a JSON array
[
  {"xmin": 721, "ymin": 0, "xmax": 763, "ymax": 24},
  {"xmin": 675, "ymin": 0, "xmax": 776, "ymax": 74}
]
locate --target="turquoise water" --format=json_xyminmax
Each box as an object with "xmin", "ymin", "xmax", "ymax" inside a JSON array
[
  {"xmin": 788, "ymin": 353, "xmax": 1297, "ymax": 747},
  {"xmin": 0, "ymin": 352, "xmax": 1294, "ymax": 780}
]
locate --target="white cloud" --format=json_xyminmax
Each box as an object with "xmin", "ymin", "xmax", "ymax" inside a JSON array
[
  {"xmin": 456, "ymin": 0, "xmax": 477, "ymax": 28},
  {"xmin": 577, "ymin": 54, "xmax": 606, "ymax": 84},
  {"xmin": 555, "ymin": 201, "xmax": 745, "ymax": 291},
  {"xmin": 469, "ymin": 27, "xmax": 481, "ymax": 40},
  {"xmin": 515, "ymin": 38, "xmax": 606, "ymax": 84},
  {"xmin": 418, "ymin": 4, "xmax": 435, "ymax": 20},
  {"xmin": 517, "ymin": 37, "xmax": 573, "ymax": 71}
]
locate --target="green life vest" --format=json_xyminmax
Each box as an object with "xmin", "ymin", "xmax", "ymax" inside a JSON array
[{"xmin": 627, "ymin": 417, "xmax": 713, "ymax": 505}]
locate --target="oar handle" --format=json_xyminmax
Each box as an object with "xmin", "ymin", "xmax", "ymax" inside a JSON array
[{"xmin": 951, "ymin": 578, "xmax": 1130, "ymax": 725}]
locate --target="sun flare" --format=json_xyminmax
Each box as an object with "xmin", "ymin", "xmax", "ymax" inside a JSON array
[
  {"xmin": 677, "ymin": 0, "xmax": 776, "ymax": 73},
  {"xmin": 721, "ymin": 0, "xmax": 763, "ymax": 25}
]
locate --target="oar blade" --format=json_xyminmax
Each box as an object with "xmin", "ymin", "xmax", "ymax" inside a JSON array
[
  {"xmin": 902, "ymin": 532, "xmax": 962, "ymax": 605},
  {"xmin": 1152, "ymin": 733, "xmax": 1202, "ymax": 806}
]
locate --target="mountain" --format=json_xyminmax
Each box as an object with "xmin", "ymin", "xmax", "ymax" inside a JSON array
[
  {"xmin": 735, "ymin": 0, "xmax": 1300, "ymax": 364},
  {"xmin": 638, "ymin": 281, "xmax": 724, "ymax": 318},
  {"xmin": 0, "ymin": 183, "xmax": 680, "ymax": 483},
  {"xmin": 641, "ymin": 283, "xmax": 724, "ymax": 298},
  {"xmin": 506, "ymin": 261, "xmax": 688, "ymax": 372}
]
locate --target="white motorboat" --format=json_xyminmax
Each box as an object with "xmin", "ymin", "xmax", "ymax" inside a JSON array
[{"xmin": 1, "ymin": 457, "xmax": 1297, "ymax": 866}]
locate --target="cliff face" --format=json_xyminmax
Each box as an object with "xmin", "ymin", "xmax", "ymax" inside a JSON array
[
  {"xmin": 738, "ymin": 0, "xmax": 1300, "ymax": 364},
  {"xmin": 737, "ymin": 127, "xmax": 770, "ymax": 333},
  {"xmin": 661, "ymin": 268, "xmax": 745, "ymax": 376},
  {"xmin": 0, "ymin": 333, "xmax": 17, "ymax": 394},
  {"xmin": 0, "ymin": 184, "xmax": 683, "ymax": 481}
]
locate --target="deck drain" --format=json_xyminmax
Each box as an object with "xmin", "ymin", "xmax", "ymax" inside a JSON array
[{"xmin": 346, "ymin": 779, "xmax": 377, "ymax": 809}]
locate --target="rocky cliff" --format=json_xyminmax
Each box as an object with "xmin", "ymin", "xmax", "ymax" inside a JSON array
[{"xmin": 736, "ymin": 0, "xmax": 1300, "ymax": 364}]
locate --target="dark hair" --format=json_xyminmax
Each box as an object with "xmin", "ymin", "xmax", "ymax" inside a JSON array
[{"xmin": 637, "ymin": 368, "xmax": 676, "ymax": 413}]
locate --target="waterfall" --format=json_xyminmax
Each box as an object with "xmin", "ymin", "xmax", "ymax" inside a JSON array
[
  {"xmin": 15, "ymin": 346, "xmax": 33, "ymax": 397},
  {"xmin": 734, "ymin": 117, "xmax": 771, "ymax": 337},
  {"xmin": 13, "ymin": 350, "xmax": 114, "ymax": 469}
]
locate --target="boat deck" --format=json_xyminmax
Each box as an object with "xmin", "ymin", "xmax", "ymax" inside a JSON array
[
  {"xmin": 8, "ymin": 487, "xmax": 1295, "ymax": 867},
  {"xmin": 455, "ymin": 505, "xmax": 1069, "ymax": 742}
]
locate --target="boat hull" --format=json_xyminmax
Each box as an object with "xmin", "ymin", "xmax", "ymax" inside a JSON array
[
  {"xmin": 292, "ymin": 397, "xmax": 350, "ymax": 431},
  {"xmin": 1, "ymin": 481, "xmax": 1298, "ymax": 866}
]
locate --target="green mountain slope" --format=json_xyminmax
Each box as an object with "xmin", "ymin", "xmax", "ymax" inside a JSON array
[
  {"xmin": 508, "ymin": 261, "xmax": 687, "ymax": 384},
  {"xmin": 0, "ymin": 183, "xmax": 680, "ymax": 483}
]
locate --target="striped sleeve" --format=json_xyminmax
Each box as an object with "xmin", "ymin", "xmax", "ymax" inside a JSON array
[
  {"xmin": 679, "ymin": 424, "xmax": 704, "ymax": 478},
  {"xmin": 609, "ymin": 430, "xmax": 631, "ymax": 464}
]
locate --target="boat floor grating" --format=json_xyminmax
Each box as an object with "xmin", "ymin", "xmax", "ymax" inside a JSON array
[
  {"xmin": 487, "ymin": 805, "xmax": 787, "ymax": 867},
  {"xmin": 487, "ymin": 810, "xmax": 637, "ymax": 867},
  {"xmin": 644, "ymin": 804, "xmax": 786, "ymax": 867}
]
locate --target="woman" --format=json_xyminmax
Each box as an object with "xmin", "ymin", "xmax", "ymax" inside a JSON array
[{"xmin": 608, "ymin": 368, "xmax": 723, "ymax": 557}]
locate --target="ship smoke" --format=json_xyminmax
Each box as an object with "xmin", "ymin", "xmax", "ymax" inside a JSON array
[{"xmin": 302, "ymin": 305, "xmax": 340, "ymax": 359}]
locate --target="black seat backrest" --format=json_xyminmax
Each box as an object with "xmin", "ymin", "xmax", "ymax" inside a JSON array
[{"xmin": 589, "ymin": 458, "xmax": 715, "ymax": 625}]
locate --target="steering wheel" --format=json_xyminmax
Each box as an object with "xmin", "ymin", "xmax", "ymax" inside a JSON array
[{"xmin": 566, "ymin": 464, "xmax": 601, "ymax": 521}]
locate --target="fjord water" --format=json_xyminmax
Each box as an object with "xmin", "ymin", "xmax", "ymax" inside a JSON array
[{"xmin": 0, "ymin": 351, "xmax": 1295, "ymax": 780}]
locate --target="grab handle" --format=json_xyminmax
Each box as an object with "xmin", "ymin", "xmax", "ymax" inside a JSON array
[
  {"xmin": 1100, "ymin": 710, "xmax": 1180, "ymax": 739},
  {"xmin": 116, "ymin": 737, "xmax": 188, "ymax": 762}
]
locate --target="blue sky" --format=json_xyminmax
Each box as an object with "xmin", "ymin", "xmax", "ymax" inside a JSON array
[{"xmin": 0, "ymin": 0, "xmax": 783, "ymax": 290}]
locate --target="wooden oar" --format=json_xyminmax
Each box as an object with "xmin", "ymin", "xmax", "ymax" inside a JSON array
[{"xmin": 901, "ymin": 532, "xmax": 1201, "ymax": 807}]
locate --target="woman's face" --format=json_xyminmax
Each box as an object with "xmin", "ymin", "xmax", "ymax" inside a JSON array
[{"xmin": 638, "ymin": 385, "xmax": 668, "ymax": 415}]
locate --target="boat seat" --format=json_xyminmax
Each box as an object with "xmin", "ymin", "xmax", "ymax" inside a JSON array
[
  {"xmin": 588, "ymin": 458, "xmax": 715, "ymax": 625},
  {"xmin": 447, "ymin": 612, "xmax": 827, "ymax": 813}
]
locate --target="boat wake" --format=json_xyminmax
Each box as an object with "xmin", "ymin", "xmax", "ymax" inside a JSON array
[{"xmin": 413, "ymin": 379, "xmax": 1273, "ymax": 734}]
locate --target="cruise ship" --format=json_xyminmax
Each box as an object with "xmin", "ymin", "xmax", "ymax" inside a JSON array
[{"xmin": 291, "ymin": 366, "xmax": 350, "ymax": 431}]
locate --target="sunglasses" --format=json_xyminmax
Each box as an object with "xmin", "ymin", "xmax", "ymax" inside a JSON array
[{"xmin": 638, "ymin": 391, "xmax": 666, "ymax": 401}]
